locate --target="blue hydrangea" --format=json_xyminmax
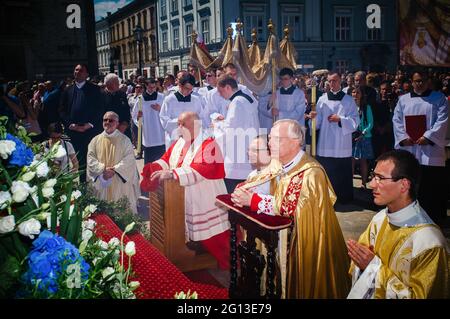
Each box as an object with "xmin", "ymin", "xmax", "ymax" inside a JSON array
[
  {"xmin": 4, "ymin": 133, "xmax": 34, "ymax": 167},
  {"xmin": 22, "ymin": 230, "xmax": 90, "ymax": 297}
]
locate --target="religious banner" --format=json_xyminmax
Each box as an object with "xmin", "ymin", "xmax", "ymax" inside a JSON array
[{"xmin": 399, "ymin": 0, "xmax": 450, "ymax": 67}]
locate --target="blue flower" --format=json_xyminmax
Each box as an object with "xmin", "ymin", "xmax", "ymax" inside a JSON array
[
  {"xmin": 22, "ymin": 230, "xmax": 90, "ymax": 297},
  {"xmin": 4, "ymin": 133, "xmax": 34, "ymax": 167}
]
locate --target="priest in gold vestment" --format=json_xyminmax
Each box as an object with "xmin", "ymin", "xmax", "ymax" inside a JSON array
[
  {"xmin": 231, "ymin": 119, "xmax": 351, "ymax": 298},
  {"xmin": 87, "ymin": 111, "xmax": 140, "ymax": 213},
  {"xmin": 347, "ymin": 150, "xmax": 449, "ymax": 299}
]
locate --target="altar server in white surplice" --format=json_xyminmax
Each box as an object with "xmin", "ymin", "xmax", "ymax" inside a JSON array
[
  {"xmin": 214, "ymin": 75, "xmax": 260, "ymax": 193},
  {"xmin": 310, "ymin": 72, "xmax": 360, "ymax": 203},
  {"xmin": 258, "ymin": 68, "xmax": 307, "ymax": 129},
  {"xmin": 392, "ymin": 70, "xmax": 448, "ymax": 225},
  {"xmin": 159, "ymin": 74, "xmax": 205, "ymax": 149},
  {"xmin": 87, "ymin": 111, "xmax": 140, "ymax": 214},
  {"xmin": 132, "ymin": 78, "xmax": 166, "ymax": 164},
  {"xmin": 141, "ymin": 111, "xmax": 231, "ymax": 270}
]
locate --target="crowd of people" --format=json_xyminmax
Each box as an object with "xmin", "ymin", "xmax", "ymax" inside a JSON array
[{"xmin": 0, "ymin": 62, "xmax": 449, "ymax": 299}]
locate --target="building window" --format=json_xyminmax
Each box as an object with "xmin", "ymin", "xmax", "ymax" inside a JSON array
[
  {"xmin": 128, "ymin": 19, "xmax": 131, "ymax": 37},
  {"xmin": 185, "ymin": 0, "xmax": 192, "ymax": 6},
  {"xmin": 171, "ymin": 0, "xmax": 178, "ymax": 14},
  {"xmin": 143, "ymin": 11, "xmax": 147, "ymax": 29},
  {"xmin": 160, "ymin": 0, "xmax": 167, "ymax": 18},
  {"xmin": 201, "ymin": 18, "xmax": 210, "ymax": 44},
  {"xmin": 150, "ymin": 7, "xmax": 155, "ymax": 28},
  {"xmin": 173, "ymin": 26, "xmax": 180, "ymax": 49},
  {"xmin": 243, "ymin": 5, "xmax": 266, "ymax": 42},
  {"xmin": 151, "ymin": 35, "xmax": 157, "ymax": 60},
  {"xmin": 335, "ymin": 60, "xmax": 349, "ymax": 74},
  {"xmin": 186, "ymin": 23, "xmax": 193, "ymax": 47},
  {"xmin": 335, "ymin": 8, "xmax": 352, "ymax": 41},
  {"xmin": 162, "ymin": 30, "xmax": 168, "ymax": 51},
  {"xmin": 281, "ymin": 5, "xmax": 303, "ymax": 41},
  {"xmin": 121, "ymin": 21, "xmax": 125, "ymax": 39}
]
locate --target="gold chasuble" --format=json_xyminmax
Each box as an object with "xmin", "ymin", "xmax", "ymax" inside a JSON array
[
  {"xmin": 349, "ymin": 202, "xmax": 449, "ymax": 299},
  {"xmin": 87, "ymin": 130, "xmax": 140, "ymax": 213},
  {"xmin": 243, "ymin": 154, "xmax": 351, "ymax": 298}
]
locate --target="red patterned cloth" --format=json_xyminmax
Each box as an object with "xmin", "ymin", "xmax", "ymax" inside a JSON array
[{"xmin": 92, "ymin": 214, "xmax": 228, "ymax": 299}]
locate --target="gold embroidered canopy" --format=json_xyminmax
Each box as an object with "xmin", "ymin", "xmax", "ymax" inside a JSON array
[{"xmin": 189, "ymin": 19, "xmax": 299, "ymax": 96}]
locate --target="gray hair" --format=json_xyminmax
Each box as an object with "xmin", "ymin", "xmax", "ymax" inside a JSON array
[
  {"xmin": 272, "ymin": 119, "xmax": 306, "ymax": 145},
  {"xmin": 103, "ymin": 111, "xmax": 119, "ymax": 121},
  {"xmin": 104, "ymin": 73, "xmax": 119, "ymax": 85},
  {"xmin": 355, "ymin": 71, "xmax": 366, "ymax": 80}
]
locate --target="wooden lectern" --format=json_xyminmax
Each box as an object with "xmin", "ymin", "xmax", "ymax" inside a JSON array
[{"xmin": 149, "ymin": 179, "xmax": 217, "ymax": 272}]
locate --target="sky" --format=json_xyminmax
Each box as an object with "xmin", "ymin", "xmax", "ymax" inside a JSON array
[{"xmin": 94, "ymin": 0, "xmax": 134, "ymax": 21}]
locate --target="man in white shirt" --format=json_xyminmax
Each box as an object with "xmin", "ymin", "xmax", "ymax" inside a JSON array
[
  {"xmin": 132, "ymin": 78, "xmax": 166, "ymax": 164},
  {"xmin": 310, "ymin": 72, "xmax": 360, "ymax": 203},
  {"xmin": 214, "ymin": 75, "xmax": 260, "ymax": 193},
  {"xmin": 159, "ymin": 74, "xmax": 205, "ymax": 149},
  {"xmin": 258, "ymin": 68, "xmax": 307, "ymax": 129},
  {"xmin": 392, "ymin": 70, "xmax": 448, "ymax": 225}
]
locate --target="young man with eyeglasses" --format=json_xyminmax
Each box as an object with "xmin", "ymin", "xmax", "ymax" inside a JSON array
[
  {"xmin": 393, "ymin": 70, "xmax": 448, "ymax": 226},
  {"xmin": 347, "ymin": 149, "xmax": 449, "ymax": 299}
]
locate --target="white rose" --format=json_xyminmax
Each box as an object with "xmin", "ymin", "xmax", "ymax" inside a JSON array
[
  {"xmin": 125, "ymin": 241, "xmax": 136, "ymax": 257},
  {"xmin": 129, "ymin": 281, "xmax": 140, "ymax": 291},
  {"xmin": 31, "ymin": 160, "xmax": 49, "ymax": 178},
  {"xmin": 81, "ymin": 229, "xmax": 93, "ymax": 242},
  {"xmin": 83, "ymin": 204, "xmax": 97, "ymax": 218},
  {"xmin": 82, "ymin": 219, "xmax": 96, "ymax": 231},
  {"xmin": 72, "ymin": 190, "xmax": 82, "ymax": 200},
  {"xmin": 101, "ymin": 267, "xmax": 115, "ymax": 281},
  {"xmin": 0, "ymin": 191, "xmax": 12, "ymax": 209},
  {"xmin": 11, "ymin": 181, "xmax": 33, "ymax": 203},
  {"xmin": 97, "ymin": 240, "xmax": 108, "ymax": 250},
  {"xmin": 0, "ymin": 215, "xmax": 15, "ymax": 234},
  {"xmin": 0, "ymin": 140, "xmax": 16, "ymax": 159},
  {"xmin": 20, "ymin": 171, "xmax": 36, "ymax": 182},
  {"xmin": 60, "ymin": 194, "xmax": 67, "ymax": 202},
  {"xmin": 51, "ymin": 143, "xmax": 67, "ymax": 159},
  {"xmin": 42, "ymin": 187, "xmax": 54, "ymax": 199},
  {"xmin": 18, "ymin": 218, "xmax": 41, "ymax": 239},
  {"xmin": 44, "ymin": 179, "xmax": 57, "ymax": 188},
  {"xmin": 108, "ymin": 237, "xmax": 120, "ymax": 248}
]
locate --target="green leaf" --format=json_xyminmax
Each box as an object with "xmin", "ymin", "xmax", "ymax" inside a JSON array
[
  {"xmin": 50, "ymin": 198, "xmax": 57, "ymax": 232},
  {"xmin": 60, "ymin": 180, "xmax": 73, "ymax": 237}
]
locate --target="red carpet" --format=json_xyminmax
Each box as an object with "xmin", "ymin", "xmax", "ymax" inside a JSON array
[{"xmin": 93, "ymin": 214, "xmax": 228, "ymax": 299}]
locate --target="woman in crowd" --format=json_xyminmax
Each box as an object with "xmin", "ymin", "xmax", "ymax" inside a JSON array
[{"xmin": 349, "ymin": 87, "xmax": 374, "ymax": 189}]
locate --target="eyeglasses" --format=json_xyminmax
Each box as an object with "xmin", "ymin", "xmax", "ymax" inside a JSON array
[
  {"xmin": 369, "ymin": 172, "xmax": 403, "ymax": 185},
  {"xmin": 103, "ymin": 118, "xmax": 116, "ymax": 123},
  {"xmin": 248, "ymin": 148, "xmax": 269, "ymax": 153}
]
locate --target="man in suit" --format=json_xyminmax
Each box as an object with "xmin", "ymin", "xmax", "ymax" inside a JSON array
[{"xmin": 59, "ymin": 64, "xmax": 105, "ymax": 182}]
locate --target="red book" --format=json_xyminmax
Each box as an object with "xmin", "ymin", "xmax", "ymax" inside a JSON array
[{"xmin": 405, "ymin": 115, "xmax": 426, "ymax": 142}]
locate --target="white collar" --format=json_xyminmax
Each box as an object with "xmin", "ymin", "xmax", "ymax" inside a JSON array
[
  {"xmin": 385, "ymin": 200, "xmax": 435, "ymax": 227},
  {"xmin": 330, "ymin": 89, "xmax": 341, "ymax": 94},
  {"xmin": 103, "ymin": 129, "xmax": 119, "ymax": 137},
  {"xmin": 75, "ymin": 81, "xmax": 86, "ymax": 89},
  {"xmin": 282, "ymin": 149, "xmax": 304, "ymax": 173}
]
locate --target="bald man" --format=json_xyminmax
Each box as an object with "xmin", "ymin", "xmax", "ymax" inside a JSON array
[{"xmin": 141, "ymin": 111, "xmax": 231, "ymax": 269}]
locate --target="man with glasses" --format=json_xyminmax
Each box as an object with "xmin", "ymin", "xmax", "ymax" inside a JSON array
[
  {"xmin": 159, "ymin": 74, "xmax": 205, "ymax": 149},
  {"xmin": 347, "ymin": 150, "xmax": 449, "ymax": 299},
  {"xmin": 258, "ymin": 68, "xmax": 307, "ymax": 129},
  {"xmin": 231, "ymin": 119, "xmax": 350, "ymax": 298},
  {"xmin": 87, "ymin": 111, "xmax": 140, "ymax": 214},
  {"xmin": 393, "ymin": 70, "xmax": 448, "ymax": 226},
  {"xmin": 197, "ymin": 68, "xmax": 217, "ymax": 98}
]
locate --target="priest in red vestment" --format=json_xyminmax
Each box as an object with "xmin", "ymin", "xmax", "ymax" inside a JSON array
[{"xmin": 141, "ymin": 111, "xmax": 230, "ymax": 269}]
